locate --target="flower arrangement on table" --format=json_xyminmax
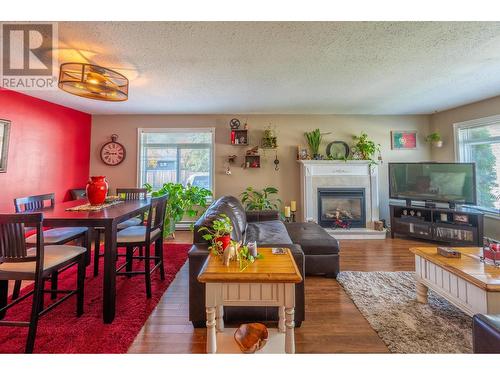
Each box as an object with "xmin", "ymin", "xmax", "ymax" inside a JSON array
[{"xmin": 198, "ymin": 214, "xmax": 263, "ymax": 270}]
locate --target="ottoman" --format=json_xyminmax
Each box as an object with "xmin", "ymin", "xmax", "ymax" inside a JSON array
[{"xmin": 285, "ymin": 222, "xmax": 340, "ymax": 278}]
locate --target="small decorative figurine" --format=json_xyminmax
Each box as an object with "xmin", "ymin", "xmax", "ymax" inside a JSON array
[{"xmin": 223, "ymin": 241, "xmax": 241, "ymax": 266}]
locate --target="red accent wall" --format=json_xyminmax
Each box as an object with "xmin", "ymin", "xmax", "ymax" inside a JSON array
[{"xmin": 0, "ymin": 89, "xmax": 91, "ymax": 212}]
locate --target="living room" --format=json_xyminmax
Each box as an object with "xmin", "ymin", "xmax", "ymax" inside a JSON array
[{"xmin": 1, "ymin": 1, "xmax": 500, "ymax": 373}]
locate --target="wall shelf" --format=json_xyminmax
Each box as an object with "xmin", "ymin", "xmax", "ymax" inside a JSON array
[
  {"xmin": 244, "ymin": 155, "xmax": 260, "ymax": 168},
  {"xmin": 231, "ymin": 129, "xmax": 249, "ymax": 146}
]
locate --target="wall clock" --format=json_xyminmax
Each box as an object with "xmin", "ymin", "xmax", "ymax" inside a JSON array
[{"xmin": 100, "ymin": 134, "xmax": 126, "ymax": 166}]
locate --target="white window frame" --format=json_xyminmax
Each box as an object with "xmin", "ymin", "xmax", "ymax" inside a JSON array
[
  {"xmin": 136, "ymin": 127, "xmax": 216, "ymax": 195},
  {"xmin": 453, "ymin": 114, "xmax": 500, "ymax": 218}
]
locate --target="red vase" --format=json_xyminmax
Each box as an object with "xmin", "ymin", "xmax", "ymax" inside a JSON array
[
  {"xmin": 86, "ymin": 176, "xmax": 109, "ymax": 205},
  {"xmin": 216, "ymin": 235, "xmax": 232, "ymax": 251}
]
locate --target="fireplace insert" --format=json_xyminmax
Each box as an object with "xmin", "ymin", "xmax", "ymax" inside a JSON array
[{"xmin": 317, "ymin": 188, "xmax": 366, "ymax": 228}]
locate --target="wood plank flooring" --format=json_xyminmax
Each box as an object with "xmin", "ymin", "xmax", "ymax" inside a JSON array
[{"xmin": 128, "ymin": 234, "xmax": 429, "ymax": 354}]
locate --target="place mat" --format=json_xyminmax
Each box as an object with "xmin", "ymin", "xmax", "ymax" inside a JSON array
[{"xmin": 66, "ymin": 200, "xmax": 123, "ymax": 211}]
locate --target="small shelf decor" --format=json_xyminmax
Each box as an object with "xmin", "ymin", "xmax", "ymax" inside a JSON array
[
  {"xmin": 244, "ymin": 146, "xmax": 260, "ymax": 168},
  {"xmin": 231, "ymin": 129, "xmax": 249, "ymax": 145}
]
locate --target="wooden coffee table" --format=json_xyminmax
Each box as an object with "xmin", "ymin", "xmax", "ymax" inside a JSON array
[
  {"xmin": 410, "ymin": 247, "xmax": 500, "ymax": 316},
  {"xmin": 197, "ymin": 247, "xmax": 302, "ymax": 354}
]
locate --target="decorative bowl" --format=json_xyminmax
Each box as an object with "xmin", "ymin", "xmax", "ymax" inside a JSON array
[{"xmin": 234, "ymin": 323, "xmax": 269, "ymax": 354}]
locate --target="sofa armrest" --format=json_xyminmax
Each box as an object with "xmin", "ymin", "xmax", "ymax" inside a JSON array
[
  {"xmin": 188, "ymin": 244, "xmax": 211, "ymax": 324},
  {"xmin": 246, "ymin": 210, "xmax": 280, "ymax": 222}
]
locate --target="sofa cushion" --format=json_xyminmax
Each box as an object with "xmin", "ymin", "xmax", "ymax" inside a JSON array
[
  {"xmin": 245, "ymin": 220, "xmax": 293, "ymax": 245},
  {"xmin": 285, "ymin": 222, "xmax": 339, "ymax": 255},
  {"xmin": 193, "ymin": 196, "xmax": 244, "ymax": 244}
]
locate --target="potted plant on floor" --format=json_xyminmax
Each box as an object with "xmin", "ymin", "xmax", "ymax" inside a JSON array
[
  {"xmin": 425, "ymin": 132, "xmax": 443, "ymax": 148},
  {"xmin": 198, "ymin": 214, "xmax": 234, "ymax": 255},
  {"xmin": 240, "ymin": 186, "xmax": 282, "ymax": 211},
  {"xmin": 144, "ymin": 182, "xmax": 212, "ymax": 236}
]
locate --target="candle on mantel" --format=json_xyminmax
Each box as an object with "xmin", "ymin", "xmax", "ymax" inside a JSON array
[
  {"xmin": 284, "ymin": 206, "xmax": 291, "ymax": 218},
  {"xmin": 290, "ymin": 200, "xmax": 297, "ymax": 212}
]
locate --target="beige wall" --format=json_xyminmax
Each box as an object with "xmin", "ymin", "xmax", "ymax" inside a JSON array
[
  {"xmin": 90, "ymin": 114, "xmax": 431, "ymax": 222},
  {"xmin": 430, "ymin": 95, "xmax": 500, "ymax": 240}
]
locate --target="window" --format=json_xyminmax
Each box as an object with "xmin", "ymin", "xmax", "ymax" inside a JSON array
[
  {"xmin": 138, "ymin": 128, "xmax": 214, "ymax": 193},
  {"xmin": 454, "ymin": 116, "xmax": 500, "ymax": 215}
]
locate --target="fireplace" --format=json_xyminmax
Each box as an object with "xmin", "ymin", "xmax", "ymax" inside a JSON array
[{"xmin": 317, "ymin": 188, "xmax": 366, "ymax": 228}]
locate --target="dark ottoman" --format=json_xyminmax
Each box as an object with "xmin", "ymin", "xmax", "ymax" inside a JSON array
[{"xmin": 285, "ymin": 222, "xmax": 340, "ymax": 278}]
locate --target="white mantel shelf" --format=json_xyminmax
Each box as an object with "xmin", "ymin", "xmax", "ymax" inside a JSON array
[
  {"xmin": 296, "ymin": 160, "xmax": 374, "ymax": 164},
  {"xmin": 297, "ymin": 159, "xmax": 381, "ymax": 238}
]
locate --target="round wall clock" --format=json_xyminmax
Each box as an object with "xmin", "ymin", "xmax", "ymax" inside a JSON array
[
  {"xmin": 229, "ymin": 118, "xmax": 240, "ymax": 129},
  {"xmin": 100, "ymin": 134, "xmax": 126, "ymax": 166}
]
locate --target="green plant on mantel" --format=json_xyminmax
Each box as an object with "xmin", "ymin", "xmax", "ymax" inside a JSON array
[
  {"xmin": 304, "ymin": 129, "xmax": 326, "ymax": 159},
  {"xmin": 144, "ymin": 182, "xmax": 212, "ymax": 236},
  {"xmin": 240, "ymin": 186, "xmax": 282, "ymax": 211},
  {"xmin": 351, "ymin": 132, "xmax": 381, "ymax": 165}
]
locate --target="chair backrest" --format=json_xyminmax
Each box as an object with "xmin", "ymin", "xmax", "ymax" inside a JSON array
[
  {"xmin": 70, "ymin": 189, "xmax": 86, "ymax": 200},
  {"xmin": 116, "ymin": 188, "xmax": 147, "ymax": 201},
  {"xmin": 146, "ymin": 194, "xmax": 168, "ymax": 238},
  {"xmin": 14, "ymin": 193, "xmax": 55, "ymax": 213},
  {"xmin": 0, "ymin": 213, "xmax": 43, "ymax": 264}
]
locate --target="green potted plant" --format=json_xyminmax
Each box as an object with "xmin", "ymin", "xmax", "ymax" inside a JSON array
[
  {"xmin": 240, "ymin": 186, "xmax": 282, "ymax": 211},
  {"xmin": 144, "ymin": 182, "xmax": 212, "ymax": 236},
  {"xmin": 198, "ymin": 214, "xmax": 234, "ymax": 254},
  {"xmin": 304, "ymin": 129, "xmax": 324, "ymax": 160},
  {"xmin": 425, "ymin": 132, "xmax": 443, "ymax": 148},
  {"xmin": 351, "ymin": 132, "xmax": 381, "ymax": 164}
]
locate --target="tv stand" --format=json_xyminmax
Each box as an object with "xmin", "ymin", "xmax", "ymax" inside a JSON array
[{"xmin": 390, "ymin": 203, "xmax": 484, "ymax": 246}]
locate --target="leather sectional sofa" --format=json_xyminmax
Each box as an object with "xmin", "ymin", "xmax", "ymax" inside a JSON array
[
  {"xmin": 473, "ymin": 314, "xmax": 500, "ymax": 353},
  {"xmin": 188, "ymin": 195, "xmax": 340, "ymax": 328}
]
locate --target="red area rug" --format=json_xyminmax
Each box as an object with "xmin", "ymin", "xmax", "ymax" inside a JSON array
[{"xmin": 0, "ymin": 243, "xmax": 190, "ymax": 353}]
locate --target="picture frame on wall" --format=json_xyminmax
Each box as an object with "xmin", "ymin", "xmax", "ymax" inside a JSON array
[
  {"xmin": 391, "ymin": 130, "xmax": 417, "ymax": 150},
  {"xmin": 0, "ymin": 119, "xmax": 11, "ymax": 173}
]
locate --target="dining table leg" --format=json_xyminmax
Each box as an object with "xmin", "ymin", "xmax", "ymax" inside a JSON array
[{"xmin": 103, "ymin": 221, "xmax": 118, "ymax": 323}]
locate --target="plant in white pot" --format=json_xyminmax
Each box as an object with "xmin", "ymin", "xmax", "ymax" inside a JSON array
[{"xmin": 426, "ymin": 132, "xmax": 443, "ymax": 148}]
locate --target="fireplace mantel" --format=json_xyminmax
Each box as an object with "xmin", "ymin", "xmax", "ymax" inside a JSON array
[{"xmin": 297, "ymin": 160, "xmax": 380, "ymax": 229}]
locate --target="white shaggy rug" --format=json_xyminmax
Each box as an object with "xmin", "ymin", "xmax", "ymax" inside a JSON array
[{"xmin": 336, "ymin": 271, "xmax": 472, "ymax": 353}]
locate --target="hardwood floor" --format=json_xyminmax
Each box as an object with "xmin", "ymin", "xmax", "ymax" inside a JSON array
[{"xmin": 128, "ymin": 234, "xmax": 429, "ymax": 354}]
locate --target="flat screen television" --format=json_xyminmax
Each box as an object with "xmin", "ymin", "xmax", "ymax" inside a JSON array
[{"xmin": 389, "ymin": 162, "xmax": 476, "ymax": 205}]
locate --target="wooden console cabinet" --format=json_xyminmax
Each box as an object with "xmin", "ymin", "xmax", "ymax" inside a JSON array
[{"xmin": 390, "ymin": 203, "xmax": 484, "ymax": 246}]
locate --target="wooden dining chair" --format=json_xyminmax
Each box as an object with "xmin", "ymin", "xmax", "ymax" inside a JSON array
[
  {"xmin": 93, "ymin": 188, "xmax": 148, "ymax": 276},
  {"xmin": 0, "ymin": 213, "xmax": 86, "ymax": 353},
  {"xmin": 12, "ymin": 193, "xmax": 90, "ymax": 300},
  {"xmin": 115, "ymin": 194, "xmax": 167, "ymax": 298}
]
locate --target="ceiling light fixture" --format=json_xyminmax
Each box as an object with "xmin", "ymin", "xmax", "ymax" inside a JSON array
[{"xmin": 58, "ymin": 63, "xmax": 129, "ymax": 101}]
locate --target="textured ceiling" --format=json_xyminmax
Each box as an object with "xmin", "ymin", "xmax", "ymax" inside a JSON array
[{"xmin": 12, "ymin": 21, "xmax": 500, "ymax": 115}]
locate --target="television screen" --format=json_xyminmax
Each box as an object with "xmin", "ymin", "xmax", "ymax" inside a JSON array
[{"xmin": 389, "ymin": 162, "xmax": 476, "ymax": 204}]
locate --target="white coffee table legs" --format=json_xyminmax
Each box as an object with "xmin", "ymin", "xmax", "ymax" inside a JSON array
[
  {"xmin": 205, "ymin": 282, "xmax": 296, "ymax": 353},
  {"xmin": 416, "ymin": 280, "xmax": 429, "ymax": 304},
  {"xmin": 206, "ymin": 306, "xmax": 217, "ymax": 353}
]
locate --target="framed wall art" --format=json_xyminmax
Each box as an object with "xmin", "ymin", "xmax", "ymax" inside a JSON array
[
  {"xmin": 0, "ymin": 119, "xmax": 11, "ymax": 173},
  {"xmin": 391, "ymin": 130, "xmax": 417, "ymax": 150}
]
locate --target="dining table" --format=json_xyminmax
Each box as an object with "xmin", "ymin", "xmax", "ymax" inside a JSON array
[{"xmin": 40, "ymin": 198, "xmax": 152, "ymax": 323}]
